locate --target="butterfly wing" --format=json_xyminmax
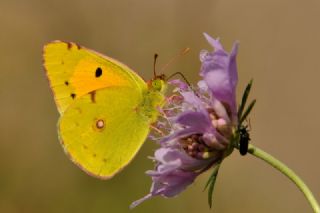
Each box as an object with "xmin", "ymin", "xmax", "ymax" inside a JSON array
[
  {"xmin": 43, "ymin": 41, "xmax": 146, "ymax": 114},
  {"xmin": 59, "ymin": 86, "xmax": 150, "ymax": 179},
  {"xmin": 44, "ymin": 41, "xmax": 153, "ymax": 179}
]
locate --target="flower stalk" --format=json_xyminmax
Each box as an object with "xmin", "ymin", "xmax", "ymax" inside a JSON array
[{"xmin": 245, "ymin": 144, "xmax": 320, "ymax": 213}]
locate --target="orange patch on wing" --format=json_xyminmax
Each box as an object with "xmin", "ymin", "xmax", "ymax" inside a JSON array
[{"xmin": 70, "ymin": 59, "xmax": 129, "ymax": 97}]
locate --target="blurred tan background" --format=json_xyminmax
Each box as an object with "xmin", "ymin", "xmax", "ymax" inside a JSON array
[{"xmin": 1, "ymin": 0, "xmax": 320, "ymax": 212}]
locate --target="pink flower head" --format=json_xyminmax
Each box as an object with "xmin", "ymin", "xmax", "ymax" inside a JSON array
[{"xmin": 131, "ymin": 33, "xmax": 240, "ymax": 208}]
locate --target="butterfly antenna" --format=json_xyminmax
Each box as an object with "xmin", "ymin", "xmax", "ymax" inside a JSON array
[
  {"xmin": 153, "ymin": 53, "xmax": 158, "ymax": 79},
  {"xmin": 160, "ymin": 48, "xmax": 190, "ymax": 73}
]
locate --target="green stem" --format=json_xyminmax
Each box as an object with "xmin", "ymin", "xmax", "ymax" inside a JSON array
[{"xmin": 247, "ymin": 144, "xmax": 320, "ymax": 213}]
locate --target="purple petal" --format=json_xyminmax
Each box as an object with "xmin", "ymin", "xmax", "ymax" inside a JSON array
[
  {"xmin": 229, "ymin": 42, "xmax": 239, "ymax": 89},
  {"xmin": 210, "ymin": 96, "xmax": 231, "ymax": 123},
  {"xmin": 197, "ymin": 80, "xmax": 208, "ymax": 92},
  {"xmin": 168, "ymin": 79, "xmax": 189, "ymax": 91},
  {"xmin": 175, "ymin": 111, "xmax": 212, "ymax": 131},
  {"xmin": 131, "ymin": 168, "xmax": 199, "ymax": 208},
  {"xmin": 200, "ymin": 33, "xmax": 239, "ymax": 118},
  {"xmin": 159, "ymin": 127, "xmax": 201, "ymax": 145},
  {"xmin": 203, "ymin": 33, "xmax": 223, "ymax": 50},
  {"xmin": 153, "ymin": 147, "xmax": 208, "ymax": 171},
  {"xmin": 154, "ymin": 147, "xmax": 180, "ymax": 164},
  {"xmin": 180, "ymin": 91, "xmax": 202, "ymax": 109},
  {"xmin": 202, "ymin": 133, "xmax": 226, "ymax": 150},
  {"xmin": 159, "ymin": 171, "xmax": 198, "ymax": 197},
  {"xmin": 150, "ymin": 170, "xmax": 198, "ymax": 198},
  {"xmin": 130, "ymin": 194, "xmax": 153, "ymax": 209},
  {"xmin": 147, "ymin": 162, "xmax": 180, "ymax": 176}
]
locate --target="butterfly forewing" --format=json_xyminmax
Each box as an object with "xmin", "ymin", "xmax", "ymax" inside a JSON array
[{"xmin": 43, "ymin": 41, "xmax": 146, "ymax": 114}]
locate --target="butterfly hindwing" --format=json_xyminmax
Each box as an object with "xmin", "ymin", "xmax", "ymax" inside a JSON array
[{"xmin": 59, "ymin": 87, "xmax": 150, "ymax": 179}]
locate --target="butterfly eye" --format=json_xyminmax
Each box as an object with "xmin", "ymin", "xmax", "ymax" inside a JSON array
[{"xmin": 152, "ymin": 80, "xmax": 163, "ymax": 91}]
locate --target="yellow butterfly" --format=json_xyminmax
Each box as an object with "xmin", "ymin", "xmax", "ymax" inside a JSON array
[{"xmin": 43, "ymin": 41, "xmax": 166, "ymax": 179}]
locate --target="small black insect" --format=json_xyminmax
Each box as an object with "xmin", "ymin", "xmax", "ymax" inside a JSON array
[{"xmin": 239, "ymin": 125, "xmax": 250, "ymax": 156}]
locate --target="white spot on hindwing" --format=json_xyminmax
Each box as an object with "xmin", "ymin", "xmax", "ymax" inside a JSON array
[{"xmin": 96, "ymin": 119, "xmax": 105, "ymax": 129}]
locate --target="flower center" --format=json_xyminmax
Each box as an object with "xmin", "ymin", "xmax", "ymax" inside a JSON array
[
  {"xmin": 179, "ymin": 133, "xmax": 228, "ymax": 160},
  {"xmin": 178, "ymin": 108, "xmax": 233, "ymax": 160},
  {"xmin": 207, "ymin": 108, "xmax": 232, "ymax": 139}
]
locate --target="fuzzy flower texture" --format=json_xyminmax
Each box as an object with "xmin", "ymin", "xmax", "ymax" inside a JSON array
[{"xmin": 131, "ymin": 33, "xmax": 239, "ymax": 208}]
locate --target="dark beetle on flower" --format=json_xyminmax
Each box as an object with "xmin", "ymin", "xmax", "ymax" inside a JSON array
[{"xmin": 239, "ymin": 125, "xmax": 250, "ymax": 156}]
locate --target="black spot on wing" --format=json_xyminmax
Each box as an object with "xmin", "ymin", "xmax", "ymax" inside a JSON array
[
  {"xmin": 66, "ymin": 42, "xmax": 81, "ymax": 50},
  {"xmin": 90, "ymin": 91, "xmax": 96, "ymax": 103},
  {"xmin": 75, "ymin": 43, "xmax": 81, "ymax": 49},
  {"xmin": 67, "ymin": 42, "xmax": 72, "ymax": 50},
  {"xmin": 71, "ymin": 93, "xmax": 76, "ymax": 99},
  {"xmin": 95, "ymin": 67, "xmax": 102, "ymax": 77}
]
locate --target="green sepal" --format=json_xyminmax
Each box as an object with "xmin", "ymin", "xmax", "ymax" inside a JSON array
[
  {"xmin": 239, "ymin": 99, "xmax": 256, "ymax": 124},
  {"xmin": 204, "ymin": 163, "xmax": 221, "ymax": 208},
  {"xmin": 238, "ymin": 79, "xmax": 253, "ymax": 122}
]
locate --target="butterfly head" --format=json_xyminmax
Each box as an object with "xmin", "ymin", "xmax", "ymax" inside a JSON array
[{"xmin": 149, "ymin": 74, "xmax": 166, "ymax": 93}]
